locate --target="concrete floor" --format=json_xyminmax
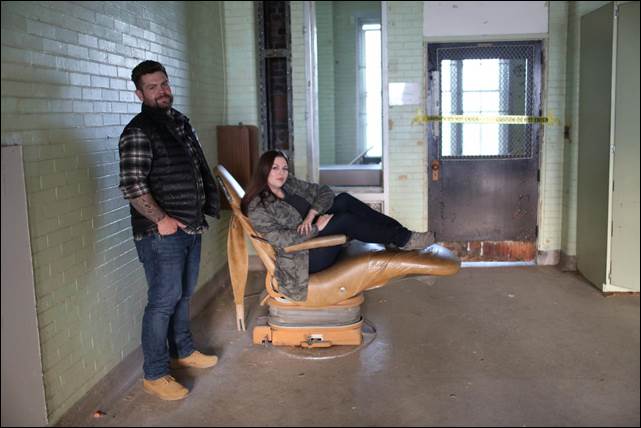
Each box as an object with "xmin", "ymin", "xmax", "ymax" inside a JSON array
[{"xmin": 60, "ymin": 266, "xmax": 639, "ymax": 426}]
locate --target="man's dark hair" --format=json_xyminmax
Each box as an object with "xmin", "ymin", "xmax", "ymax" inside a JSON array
[{"xmin": 131, "ymin": 60, "xmax": 168, "ymax": 90}]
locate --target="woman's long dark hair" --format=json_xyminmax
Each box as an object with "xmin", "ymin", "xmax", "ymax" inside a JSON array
[{"xmin": 241, "ymin": 150, "xmax": 289, "ymax": 216}]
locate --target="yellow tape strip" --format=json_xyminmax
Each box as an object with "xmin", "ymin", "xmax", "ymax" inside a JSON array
[{"xmin": 411, "ymin": 113, "xmax": 560, "ymax": 126}]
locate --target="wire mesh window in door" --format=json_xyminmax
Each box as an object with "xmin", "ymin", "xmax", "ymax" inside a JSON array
[{"xmin": 436, "ymin": 44, "xmax": 540, "ymax": 159}]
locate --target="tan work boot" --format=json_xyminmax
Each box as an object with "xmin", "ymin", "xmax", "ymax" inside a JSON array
[
  {"xmin": 400, "ymin": 231, "xmax": 435, "ymax": 250},
  {"xmin": 143, "ymin": 375, "xmax": 189, "ymax": 400},
  {"xmin": 171, "ymin": 350, "xmax": 218, "ymax": 369}
]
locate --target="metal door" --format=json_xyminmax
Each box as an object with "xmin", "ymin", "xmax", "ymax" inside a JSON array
[
  {"xmin": 609, "ymin": 1, "xmax": 639, "ymax": 292},
  {"xmin": 576, "ymin": 5, "xmax": 612, "ymax": 288},
  {"xmin": 427, "ymin": 42, "xmax": 542, "ymax": 261}
]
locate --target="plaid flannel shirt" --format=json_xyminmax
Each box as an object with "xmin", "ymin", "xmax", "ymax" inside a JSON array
[{"xmin": 119, "ymin": 108, "xmax": 208, "ymax": 240}]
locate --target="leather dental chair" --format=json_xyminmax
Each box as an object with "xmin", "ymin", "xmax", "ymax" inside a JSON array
[{"xmin": 214, "ymin": 165, "xmax": 460, "ymax": 348}]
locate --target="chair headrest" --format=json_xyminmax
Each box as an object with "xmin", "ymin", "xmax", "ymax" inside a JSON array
[
  {"xmin": 214, "ymin": 164, "xmax": 244, "ymax": 212},
  {"xmin": 214, "ymin": 164, "xmax": 277, "ymax": 274}
]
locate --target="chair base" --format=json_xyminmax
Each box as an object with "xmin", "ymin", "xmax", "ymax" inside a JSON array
[
  {"xmin": 253, "ymin": 319, "xmax": 363, "ymax": 348},
  {"xmin": 252, "ymin": 295, "xmax": 364, "ymax": 347}
]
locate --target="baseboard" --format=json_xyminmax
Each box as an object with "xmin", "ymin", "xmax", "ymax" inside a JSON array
[
  {"xmin": 536, "ymin": 249, "xmax": 560, "ymax": 265},
  {"xmin": 558, "ymin": 251, "xmax": 577, "ymax": 271},
  {"xmin": 54, "ymin": 347, "xmax": 143, "ymax": 426},
  {"xmin": 54, "ymin": 264, "xmax": 230, "ymax": 426}
]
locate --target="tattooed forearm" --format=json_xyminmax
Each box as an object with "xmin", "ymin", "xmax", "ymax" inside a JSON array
[{"xmin": 130, "ymin": 194, "xmax": 167, "ymax": 223}]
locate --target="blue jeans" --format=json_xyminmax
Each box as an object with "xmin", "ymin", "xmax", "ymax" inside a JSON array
[{"xmin": 134, "ymin": 229, "xmax": 201, "ymax": 380}]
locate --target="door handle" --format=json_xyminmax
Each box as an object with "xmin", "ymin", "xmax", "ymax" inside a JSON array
[{"xmin": 431, "ymin": 160, "xmax": 440, "ymax": 181}]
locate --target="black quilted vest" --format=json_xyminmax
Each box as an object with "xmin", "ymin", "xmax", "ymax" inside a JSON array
[{"xmin": 125, "ymin": 106, "xmax": 219, "ymax": 237}]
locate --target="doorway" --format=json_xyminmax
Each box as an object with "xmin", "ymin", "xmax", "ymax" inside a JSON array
[{"xmin": 427, "ymin": 41, "xmax": 543, "ymax": 261}]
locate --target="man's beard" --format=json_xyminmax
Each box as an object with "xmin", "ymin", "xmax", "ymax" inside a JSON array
[{"xmin": 147, "ymin": 94, "xmax": 173, "ymax": 111}]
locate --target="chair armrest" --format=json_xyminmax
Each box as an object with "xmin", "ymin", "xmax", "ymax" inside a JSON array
[{"xmin": 283, "ymin": 235, "xmax": 348, "ymax": 254}]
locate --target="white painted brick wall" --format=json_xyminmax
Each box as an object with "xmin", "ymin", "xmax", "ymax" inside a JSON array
[
  {"xmin": 224, "ymin": 1, "xmax": 259, "ymax": 126},
  {"xmin": 316, "ymin": 1, "xmax": 336, "ymax": 164},
  {"xmin": 291, "ymin": 1, "xmax": 426, "ymax": 229},
  {"xmin": 251, "ymin": 1, "xmax": 604, "ymax": 263},
  {"xmin": 1, "ymin": 1, "xmax": 227, "ymax": 423},
  {"xmin": 223, "ymin": 1, "xmax": 259, "ymax": 259},
  {"xmin": 387, "ymin": 1, "xmax": 426, "ymax": 231},
  {"xmin": 538, "ymin": 1, "xmax": 569, "ymax": 257}
]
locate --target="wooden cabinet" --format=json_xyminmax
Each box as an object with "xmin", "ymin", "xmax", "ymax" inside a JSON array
[{"xmin": 217, "ymin": 125, "xmax": 259, "ymax": 209}]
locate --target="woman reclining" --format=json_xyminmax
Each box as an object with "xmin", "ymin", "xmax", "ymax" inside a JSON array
[{"xmin": 241, "ymin": 150, "xmax": 435, "ymax": 301}]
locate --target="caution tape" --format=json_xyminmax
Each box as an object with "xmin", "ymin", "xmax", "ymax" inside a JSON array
[{"xmin": 411, "ymin": 113, "xmax": 560, "ymax": 126}]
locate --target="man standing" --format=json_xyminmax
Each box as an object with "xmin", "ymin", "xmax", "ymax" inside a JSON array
[{"xmin": 119, "ymin": 60, "xmax": 220, "ymax": 400}]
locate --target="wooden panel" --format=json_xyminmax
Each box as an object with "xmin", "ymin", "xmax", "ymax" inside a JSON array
[{"xmin": 217, "ymin": 125, "xmax": 259, "ymax": 209}]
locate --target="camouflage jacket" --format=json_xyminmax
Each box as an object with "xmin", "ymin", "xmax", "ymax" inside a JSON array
[{"xmin": 248, "ymin": 176, "xmax": 334, "ymax": 301}]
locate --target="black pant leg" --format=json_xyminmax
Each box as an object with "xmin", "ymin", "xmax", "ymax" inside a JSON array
[
  {"xmin": 308, "ymin": 194, "xmax": 414, "ymax": 273},
  {"xmin": 308, "ymin": 245, "xmax": 343, "ymax": 273},
  {"xmin": 326, "ymin": 193, "xmax": 411, "ymax": 246}
]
